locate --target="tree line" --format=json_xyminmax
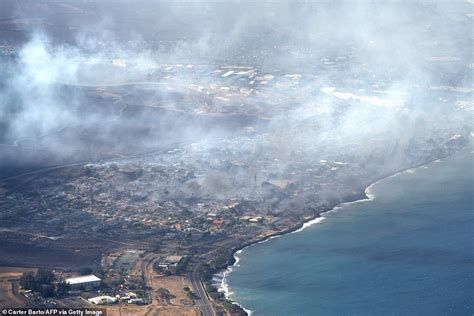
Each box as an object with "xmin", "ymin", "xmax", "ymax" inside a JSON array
[{"xmin": 19, "ymin": 269, "xmax": 70, "ymax": 298}]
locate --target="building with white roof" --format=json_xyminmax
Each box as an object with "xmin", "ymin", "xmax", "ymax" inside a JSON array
[
  {"xmin": 65, "ymin": 274, "xmax": 101, "ymax": 291},
  {"xmin": 88, "ymin": 295, "xmax": 117, "ymax": 305}
]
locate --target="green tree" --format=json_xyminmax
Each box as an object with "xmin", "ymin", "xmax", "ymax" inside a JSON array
[
  {"xmin": 40, "ymin": 284, "xmax": 55, "ymax": 298},
  {"xmin": 36, "ymin": 269, "xmax": 55, "ymax": 284},
  {"xmin": 19, "ymin": 272, "xmax": 35, "ymax": 290},
  {"xmin": 56, "ymin": 281, "xmax": 70, "ymax": 296},
  {"xmin": 79, "ymin": 268, "xmax": 93, "ymax": 275},
  {"xmin": 175, "ymin": 255, "xmax": 191, "ymax": 275}
]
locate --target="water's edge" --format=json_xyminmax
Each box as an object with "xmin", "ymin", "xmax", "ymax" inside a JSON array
[{"xmin": 213, "ymin": 153, "xmax": 456, "ymax": 315}]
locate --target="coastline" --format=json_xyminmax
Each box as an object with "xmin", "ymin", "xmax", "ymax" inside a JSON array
[{"xmin": 213, "ymin": 152, "xmax": 459, "ymax": 315}]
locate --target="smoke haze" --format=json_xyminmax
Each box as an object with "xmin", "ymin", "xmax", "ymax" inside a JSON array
[{"xmin": 0, "ymin": 0, "xmax": 472, "ymax": 177}]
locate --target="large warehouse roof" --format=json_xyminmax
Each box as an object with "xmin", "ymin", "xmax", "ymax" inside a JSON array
[{"xmin": 65, "ymin": 275, "xmax": 101, "ymax": 285}]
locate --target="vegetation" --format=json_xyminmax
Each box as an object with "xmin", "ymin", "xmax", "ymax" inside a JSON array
[
  {"xmin": 175, "ymin": 255, "xmax": 192, "ymax": 275},
  {"xmin": 207, "ymin": 285, "xmax": 224, "ymax": 300},
  {"xmin": 211, "ymin": 248, "xmax": 233, "ymax": 269},
  {"xmin": 19, "ymin": 269, "xmax": 69, "ymax": 297},
  {"xmin": 157, "ymin": 288, "xmax": 176, "ymax": 301},
  {"xmin": 200, "ymin": 263, "xmax": 216, "ymax": 283},
  {"xmin": 223, "ymin": 301, "xmax": 248, "ymax": 316},
  {"xmin": 79, "ymin": 267, "xmax": 93, "ymax": 275},
  {"xmin": 186, "ymin": 289, "xmax": 198, "ymax": 300}
]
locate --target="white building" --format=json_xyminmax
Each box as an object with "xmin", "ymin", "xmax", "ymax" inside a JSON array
[
  {"xmin": 65, "ymin": 275, "xmax": 101, "ymax": 291},
  {"xmin": 88, "ymin": 295, "xmax": 117, "ymax": 305}
]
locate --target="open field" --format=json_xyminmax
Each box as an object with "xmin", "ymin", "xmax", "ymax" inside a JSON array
[
  {"xmin": 0, "ymin": 232, "xmax": 118, "ymax": 270},
  {"xmin": 105, "ymin": 305, "xmax": 200, "ymax": 316},
  {"xmin": 0, "ymin": 267, "xmax": 37, "ymax": 308}
]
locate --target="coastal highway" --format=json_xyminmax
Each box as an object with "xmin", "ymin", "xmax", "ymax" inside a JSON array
[{"xmin": 189, "ymin": 262, "xmax": 215, "ymax": 316}]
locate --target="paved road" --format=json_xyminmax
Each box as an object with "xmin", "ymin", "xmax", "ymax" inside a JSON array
[{"xmin": 189, "ymin": 262, "xmax": 214, "ymax": 316}]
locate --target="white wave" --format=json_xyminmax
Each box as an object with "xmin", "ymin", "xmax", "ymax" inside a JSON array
[
  {"xmin": 256, "ymin": 234, "xmax": 283, "ymax": 244},
  {"xmin": 231, "ymin": 250, "xmax": 242, "ymax": 267},
  {"xmin": 218, "ymin": 268, "xmax": 231, "ymax": 296},
  {"xmin": 364, "ymin": 166, "xmax": 420, "ymax": 200},
  {"xmin": 217, "ymin": 261, "xmax": 254, "ymax": 315},
  {"xmin": 292, "ymin": 217, "xmax": 326, "ymax": 233}
]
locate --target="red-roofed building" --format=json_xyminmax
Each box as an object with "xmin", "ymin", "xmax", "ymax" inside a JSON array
[{"xmin": 212, "ymin": 219, "xmax": 225, "ymax": 226}]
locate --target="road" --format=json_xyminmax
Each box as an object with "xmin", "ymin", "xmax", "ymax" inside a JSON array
[
  {"xmin": 140, "ymin": 253, "xmax": 156, "ymax": 305},
  {"xmin": 11, "ymin": 281, "xmax": 40, "ymax": 308},
  {"xmin": 140, "ymin": 253, "xmax": 214, "ymax": 315},
  {"xmin": 189, "ymin": 262, "xmax": 215, "ymax": 316}
]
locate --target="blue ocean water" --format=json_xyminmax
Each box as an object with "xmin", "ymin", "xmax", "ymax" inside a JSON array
[{"xmin": 225, "ymin": 147, "xmax": 474, "ymax": 315}]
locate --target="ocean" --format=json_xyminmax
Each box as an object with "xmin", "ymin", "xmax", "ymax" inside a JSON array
[{"xmin": 215, "ymin": 146, "xmax": 474, "ymax": 315}]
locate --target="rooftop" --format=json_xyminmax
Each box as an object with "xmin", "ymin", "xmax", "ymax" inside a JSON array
[
  {"xmin": 165, "ymin": 255, "xmax": 183, "ymax": 264},
  {"xmin": 88, "ymin": 295, "xmax": 116, "ymax": 305},
  {"xmin": 65, "ymin": 274, "xmax": 101, "ymax": 285}
]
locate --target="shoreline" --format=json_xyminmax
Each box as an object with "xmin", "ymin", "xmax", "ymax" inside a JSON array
[{"xmin": 214, "ymin": 152, "xmax": 457, "ymax": 315}]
